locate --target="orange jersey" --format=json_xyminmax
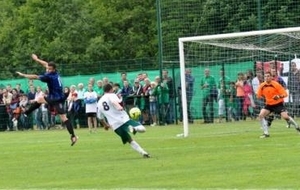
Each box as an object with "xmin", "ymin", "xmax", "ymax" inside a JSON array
[{"xmin": 256, "ymin": 80, "xmax": 287, "ymax": 105}]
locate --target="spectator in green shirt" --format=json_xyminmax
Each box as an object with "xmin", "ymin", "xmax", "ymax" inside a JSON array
[
  {"xmin": 218, "ymin": 69, "xmax": 231, "ymax": 122},
  {"xmin": 119, "ymin": 72, "xmax": 129, "ymax": 89},
  {"xmin": 94, "ymin": 80, "xmax": 104, "ymax": 99},
  {"xmin": 200, "ymin": 68, "xmax": 216, "ymax": 123},
  {"xmin": 153, "ymin": 76, "xmax": 169, "ymax": 125}
]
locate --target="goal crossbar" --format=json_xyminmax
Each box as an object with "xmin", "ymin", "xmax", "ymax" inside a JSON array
[{"xmin": 179, "ymin": 27, "xmax": 300, "ymax": 42}]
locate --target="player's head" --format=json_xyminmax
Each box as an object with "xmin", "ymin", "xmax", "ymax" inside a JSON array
[
  {"xmin": 47, "ymin": 62, "xmax": 57, "ymax": 73},
  {"xmin": 264, "ymin": 71, "xmax": 272, "ymax": 83},
  {"xmin": 103, "ymin": 83, "xmax": 114, "ymax": 93}
]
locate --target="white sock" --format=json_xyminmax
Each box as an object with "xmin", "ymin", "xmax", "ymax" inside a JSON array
[
  {"xmin": 130, "ymin": 140, "xmax": 147, "ymax": 155},
  {"xmin": 134, "ymin": 125, "xmax": 146, "ymax": 133},
  {"xmin": 260, "ymin": 118, "xmax": 269, "ymax": 135}
]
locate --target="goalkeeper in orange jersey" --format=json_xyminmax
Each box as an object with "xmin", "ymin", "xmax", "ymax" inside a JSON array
[{"xmin": 256, "ymin": 71, "xmax": 300, "ymax": 138}]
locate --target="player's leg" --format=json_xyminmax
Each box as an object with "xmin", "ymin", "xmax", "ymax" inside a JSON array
[
  {"xmin": 258, "ymin": 108, "xmax": 271, "ymax": 138},
  {"xmin": 265, "ymin": 113, "xmax": 275, "ymax": 127},
  {"xmin": 126, "ymin": 120, "xmax": 146, "ymax": 135},
  {"xmin": 51, "ymin": 99, "xmax": 77, "ymax": 146},
  {"xmin": 24, "ymin": 96, "xmax": 46, "ymax": 116},
  {"xmin": 114, "ymin": 125, "xmax": 149, "ymax": 158},
  {"xmin": 280, "ymin": 111, "xmax": 300, "ymax": 131}
]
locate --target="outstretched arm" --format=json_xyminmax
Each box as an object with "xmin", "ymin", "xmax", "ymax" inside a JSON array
[
  {"xmin": 16, "ymin": 72, "xmax": 39, "ymax": 80},
  {"xmin": 32, "ymin": 54, "xmax": 48, "ymax": 68}
]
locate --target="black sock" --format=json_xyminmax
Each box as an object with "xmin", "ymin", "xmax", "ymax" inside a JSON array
[
  {"xmin": 64, "ymin": 120, "xmax": 75, "ymax": 137},
  {"xmin": 25, "ymin": 102, "xmax": 41, "ymax": 115}
]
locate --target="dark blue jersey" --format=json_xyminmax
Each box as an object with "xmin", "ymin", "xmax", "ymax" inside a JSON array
[{"xmin": 39, "ymin": 71, "xmax": 65, "ymax": 100}]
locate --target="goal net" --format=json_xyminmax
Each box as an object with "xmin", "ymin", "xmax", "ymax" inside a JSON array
[{"xmin": 178, "ymin": 27, "xmax": 300, "ymax": 137}]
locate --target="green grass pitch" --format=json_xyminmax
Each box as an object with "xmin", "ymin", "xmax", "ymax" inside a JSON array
[{"xmin": 0, "ymin": 119, "xmax": 299, "ymax": 189}]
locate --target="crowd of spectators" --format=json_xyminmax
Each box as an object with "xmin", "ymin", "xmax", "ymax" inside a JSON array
[
  {"xmin": 1, "ymin": 61, "xmax": 298, "ymax": 131},
  {"xmin": 0, "ymin": 70, "xmax": 175, "ymax": 131}
]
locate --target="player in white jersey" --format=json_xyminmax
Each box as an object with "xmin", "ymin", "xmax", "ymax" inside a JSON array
[{"xmin": 97, "ymin": 83, "xmax": 150, "ymax": 158}]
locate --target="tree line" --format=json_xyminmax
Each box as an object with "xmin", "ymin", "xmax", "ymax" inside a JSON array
[{"xmin": 0, "ymin": 0, "xmax": 299, "ymax": 79}]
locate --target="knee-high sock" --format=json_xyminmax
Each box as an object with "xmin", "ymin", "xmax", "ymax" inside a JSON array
[
  {"xmin": 260, "ymin": 118, "xmax": 269, "ymax": 135},
  {"xmin": 64, "ymin": 120, "xmax": 75, "ymax": 137},
  {"xmin": 134, "ymin": 125, "xmax": 146, "ymax": 133},
  {"xmin": 130, "ymin": 140, "xmax": 147, "ymax": 155},
  {"xmin": 287, "ymin": 117, "xmax": 298, "ymax": 128},
  {"xmin": 25, "ymin": 102, "xmax": 41, "ymax": 115}
]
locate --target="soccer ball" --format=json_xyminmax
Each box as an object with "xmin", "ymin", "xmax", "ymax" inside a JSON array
[{"xmin": 129, "ymin": 107, "xmax": 141, "ymax": 120}]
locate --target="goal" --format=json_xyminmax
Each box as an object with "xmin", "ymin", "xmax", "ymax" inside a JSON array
[{"xmin": 178, "ymin": 27, "xmax": 300, "ymax": 137}]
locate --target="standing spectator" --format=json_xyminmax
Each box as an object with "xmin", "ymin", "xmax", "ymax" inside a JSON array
[
  {"xmin": 132, "ymin": 79, "xmax": 143, "ymax": 109},
  {"xmin": 251, "ymin": 70, "xmax": 264, "ymax": 116},
  {"xmin": 76, "ymin": 82, "xmax": 86, "ymax": 129},
  {"xmin": 113, "ymin": 83, "xmax": 122, "ymax": 98},
  {"xmin": 2, "ymin": 89, "xmax": 12, "ymax": 129},
  {"xmin": 228, "ymin": 82, "xmax": 238, "ymax": 121},
  {"xmin": 89, "ymin": 77, "xmax": 96, "ymax": 89},
  {"xmin": 15, "ymin": 83, "xmax": 24, "ymax": 94},
  {"xmin": 27, "ymin": 85, "xmax": 36, "ymax": 102},
  {"xmin": 0, "ymin": 88, "xmax": 3, "ymax": 104},
  {"xmin": 287, "ymin": 61, "xmax": 300, "ymax": 117},
  {"xmin": 84, "ymin": 84, "xmax": 98, "ymax": 133},
  {"xmin": 77, "ymin": 83, "xmax": 86, "ymax": 102},
  {"xmin": 235, "ymin": 72, "xmax": 245, "ymax": 120},
  {"xmin": 149, "ymin": 82, "xmax": 158, "ymax": 126},
  {"xmin": 19, "ymin": 94, "xmax": 30, "ymax": 130},
  {"xmin": 271, "ymin": 68, "xmax": 287, "ymax": 88},
  {"xmin": 142, "ymin": 78, "xmax": 151, "ymax": 124},
  {"xmin": 242, "ymin": 79, "xmax": 255, "ymax": 120},
  {"xmin": 217, "ymin": 69, "xmax": 231, "ymax": 122},
  {"xmin": 153, "ymin": 76, "xmax": 169, "ymax": 125},
  {"xmin": 102, "ymin": 77, "xmax": 109, "ymax": 86},
  {"xmin": 178, "ymin": 68, "xmax": 195, "ymax": 123},
  {"xmin": 121, "ymin": 81, "xmax": 134, "ymax": 111},
  {"xmin": 162, "ymin": 70, "xmax": 175, "ymax": 124},
  {"xmin": 200, "ymin": 68, "xmax": 216, "ymax": 123},
  {"xmin": 66, "ymin": 85, "xmax": 77, "ymax": 115},
  {"xmin": 68, "ymin": 85, "xmax": 77, "ymax": 99},
  {"xmin": 6, "ymin": 84, "xmax": 12, "ymax": 93},
  {"xmin": 94, "ymin": 80, "xmax": 104, "ymax": 99},
  {"xmin": 119, "ymin": 72, "xmax": 129, "ymax": 89},
  {"xmin": 27, "ymin": 85, "xmax": 36, "ymax": 129},
  {"xmin": 10, "ymin": 88, "xmax": 21, "ymax": 130},
  {"xmin": 34, "ymin": 86, "xmax": 44, "ymax": 130}
]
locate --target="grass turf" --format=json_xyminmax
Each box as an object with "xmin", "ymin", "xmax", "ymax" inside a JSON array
[{"xmin": 0, "ymin": 119, "xmax": 299, "ymax": 189}]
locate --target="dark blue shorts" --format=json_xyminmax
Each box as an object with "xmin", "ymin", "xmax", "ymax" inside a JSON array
[{"xmin": 44, "ymin": 97, "xmax": 65, "ymax": 115}]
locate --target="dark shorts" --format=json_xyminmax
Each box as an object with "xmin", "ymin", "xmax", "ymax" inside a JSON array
[
  {"xmin": 86, "ymin": 112, "xmax": 96, "ymax": 117},
  {"xmin": 114, "ymin": 120, "xmax": 141, "ymax": 144},
  {"xmin": 44, "ymin": 97, "xmax": 65, "ymax": 115},
  {"xmin": 264, "ymin": 102, "xmax": 286, "ymax": 114}
]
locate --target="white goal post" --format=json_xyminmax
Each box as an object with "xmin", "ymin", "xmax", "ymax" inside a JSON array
[{"xmin": 178, "ymin": 26, "xmax": 300, "ymax": 137}]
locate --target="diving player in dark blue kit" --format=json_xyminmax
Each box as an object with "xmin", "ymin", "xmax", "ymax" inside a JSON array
[{"xmin": 16, "ymin": 54, "xmax": 78, "ymax": 146}]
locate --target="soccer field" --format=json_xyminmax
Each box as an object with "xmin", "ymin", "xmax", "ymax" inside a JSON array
[{"xmin": 0, "ymin": 120, "xmax": 299, "ymax": 189}]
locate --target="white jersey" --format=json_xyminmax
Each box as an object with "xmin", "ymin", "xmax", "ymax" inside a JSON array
[
  {"xmin": 84, "ymin": 91, "xmax": 98, "ymax": 113},
  {"xmin": 97, "ymin": 93, "xmax": 130, "ymax": 130}
]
